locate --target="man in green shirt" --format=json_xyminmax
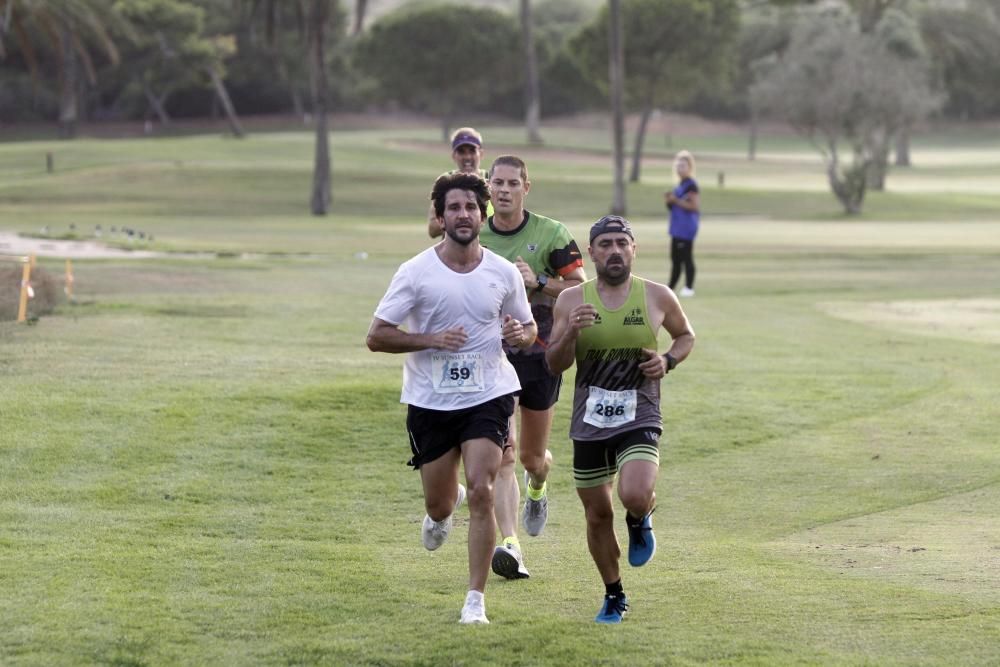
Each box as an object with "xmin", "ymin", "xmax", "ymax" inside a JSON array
[
  {"xmin": 546, "ymin": 215, "xmax": 695, "ymax": 623},
  {"xmin": 479, "ymin": 155, "xmax": 587, "ymax": 579},
  {"xmin": 427, "ymin": 127, "xmax": 492, "ymax": 238}
]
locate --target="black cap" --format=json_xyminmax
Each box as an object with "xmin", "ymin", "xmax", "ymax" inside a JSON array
[{"xmin": 589, "ymin": 215, "xmax": 634, "ymax": 243}]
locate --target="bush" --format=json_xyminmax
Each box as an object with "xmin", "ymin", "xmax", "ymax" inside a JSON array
[
  {"xmin": 353, "ymin": 5, "xmax": 521, "ymax": 119},
  {"xmin": 0, "ymin": 265, "xmax": 60, "ymax": 321},
  {"xmin": 0, "ymin": 68, "xmax": 59, "ymax": 122}
]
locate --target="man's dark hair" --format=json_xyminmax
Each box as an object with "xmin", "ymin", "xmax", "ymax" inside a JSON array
[
  {"xmin": 489, "ymin": 155, "xmax": 528, "ymax": 181},
  {"xmin": 431, "ymin": 172, "xmax": 491, "ymax": 219}
]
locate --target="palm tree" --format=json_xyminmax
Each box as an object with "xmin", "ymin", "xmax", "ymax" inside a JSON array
[
  {"xmin": 520, "ymin": 0, "xmax": 543, "ymax": 144},
  {"xmin": 241, "ymin": 0, "xmax": 336, "ymax": 215},
  {"xmin": 352, "ymin": 0, "xmax": 367, "ymax": 36},
  {"xmin": 308, "ymin": 0, "xmax": 332, "ymax": 215},
  {"xmin": 0, "ymin": 0, "xmax": 129, "ymax": 138},
  {"xmin": 607, "ymin": 0, "xmax": 626, "ymax": 215}
]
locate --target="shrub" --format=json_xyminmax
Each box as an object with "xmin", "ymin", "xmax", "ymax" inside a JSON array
[{"xmin": 0, "ymin": 265, "xmax": 60, "ymax": 321}]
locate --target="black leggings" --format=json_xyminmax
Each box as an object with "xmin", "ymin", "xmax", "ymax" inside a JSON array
[{"xmin": 669, "ymin": 237, "xmax": 695, "ymax": 290}]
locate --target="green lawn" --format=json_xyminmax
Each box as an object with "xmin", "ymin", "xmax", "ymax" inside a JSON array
[{"xmin": 1, "ymin": 121, "xmax": 999, "ymax": 665}]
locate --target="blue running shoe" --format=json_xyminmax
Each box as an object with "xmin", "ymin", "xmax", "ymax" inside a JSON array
[
  {"xmin": 626, "ymin": 508, "xmax": 656, "ymax": 567},
  {"xmin": 595, "ymin": 593, "xmax": 629, "ymax": 624}
]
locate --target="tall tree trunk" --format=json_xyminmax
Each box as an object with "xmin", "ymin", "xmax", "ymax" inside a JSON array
[
  {"xmin": 208, "ymin": 67, "xmax": 245, "ymax": 138},
  {"xmin": 629, "ymin": 107, "xmax": 653, "ymax": 183},
  {"xmin": 276, "ymin": 59, "xmax": 305, "ymax": 119},
  {"xmin": 291, "ymin": 87, "xmax": 305, "ymax": 120},
  {"xmin": 608, "ymin": 0, "xmax": 626, "ymax": 215},
  {"xmin": 310, "ymin": 0, "xmax": 332, "ymax": 215},
  {"xmin": 894, "ymin": 125, "xmax": 911, "ymax": 167},
  {"xmin": 866, "ymin": 135, "xmax": 890, "ymax": 191},
  {"xmin": 867, "ymin": 159, "xmax": 886, "ymax": 190},
  {"xmin": 58, "ymin": 21, "xmax": 78, "ymax": 139},
  {"xmin": 353, "ymin": 0, "xmax": 368, "ymax": 36},
  {"xmin": 76, "ymin": 73, "xmax": 89, "ymax": 123},
  {"xmin": 143, "ymin": 81, "xmax": 171, "ymax": 125},
  {"xmin": 521, "ymin": 0, "xmax": 543, "ymax": 145},
  {"xmin": 312, "ymin": 105, "xmax": 331, "ymax": 215}
]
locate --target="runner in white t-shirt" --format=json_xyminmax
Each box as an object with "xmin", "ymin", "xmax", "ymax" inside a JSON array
[{"xmin": 367, "ymin": 172, "xmax": 537, "ymax": 625}]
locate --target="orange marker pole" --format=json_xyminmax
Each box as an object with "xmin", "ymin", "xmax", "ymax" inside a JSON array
[
  {"xmin": 16, "ymin": 257, "xmax": 32, "ymax": 323},
  {"xmin": 65, "ymin": 259, "xmax": 74, "ymax": 299}
]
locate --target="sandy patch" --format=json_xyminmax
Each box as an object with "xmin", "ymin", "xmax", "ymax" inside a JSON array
[
  {"xmin": 769, "ymin": 484, "xmax": 1000, "ymax": 603},
  {"xmin": 820, "ymin": 298, "xmax": 1000, "ymax": 345},
  {"xmin": 0, "ymin": 232, "xmax": 158, "ymax": 259},
  {"xmin": 705, "ymin": 221, "xmax": 1000, "ymax": 252}
]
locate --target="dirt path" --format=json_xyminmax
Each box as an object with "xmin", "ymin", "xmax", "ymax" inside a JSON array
[{"xmin": 0, "ymin": 232, "xmax": 158, "ymax": 259}]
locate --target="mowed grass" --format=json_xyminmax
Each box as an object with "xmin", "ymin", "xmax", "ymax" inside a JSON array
[{"xmin": 1, "ymin": 123, "xmax": 999, "ymax": 665}]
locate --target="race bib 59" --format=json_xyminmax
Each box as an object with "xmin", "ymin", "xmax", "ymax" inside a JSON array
[{"xmin": 431, "ymin": 352, "xmax": 485, "ymax": 394}]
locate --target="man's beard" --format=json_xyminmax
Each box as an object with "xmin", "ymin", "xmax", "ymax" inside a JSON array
[
  {"xmin": 596, "ymin": 257, "xmax": 630, "ymax": 286},
  {"xmin": 446, "ymin": 225, "xmax": 477, "ymax": 246}
]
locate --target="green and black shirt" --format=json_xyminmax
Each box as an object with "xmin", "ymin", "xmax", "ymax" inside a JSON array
[
  {"xmin": 570, "ymin": 277, "xmax": 662, "ymax": 441},
  {"xmin": 480, "ymin": 210, "xmax": 584, "ymax": 358}
]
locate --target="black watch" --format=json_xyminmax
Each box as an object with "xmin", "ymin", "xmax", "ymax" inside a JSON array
[
  {"xmin": 664, "ymin": 353, "xmax": 677, "ymax": 372},
  {"xmin": 535, "ymin": 273, "xmax": 549, "ymax": 291}
]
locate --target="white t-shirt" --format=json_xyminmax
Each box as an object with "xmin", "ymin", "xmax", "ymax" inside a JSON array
[{"xmin": 374, "ymin": 246, "xmax": 534, "ymax": 410}]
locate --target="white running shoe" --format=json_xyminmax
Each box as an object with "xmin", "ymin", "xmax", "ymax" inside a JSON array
[
  {"xmin": 421, "ymin": 484, "xmax": 466, "ymax": 551},
  {"xmin": 421, "ymin": 514, "xmax": 451, "ymax": 551},
  {"xmin": 459, "ymin": 591, "xmax": 489, "ymax": 624},
  {"xmin": 521, "ymin": 470, "xmax": 548, "ymax": 537},
  {"xmin": 679, "ymin": 287, "xmax": 695, "ymax": 297}
]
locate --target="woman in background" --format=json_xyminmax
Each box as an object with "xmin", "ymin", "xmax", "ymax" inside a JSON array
[{"xmin": 664, "ymin": 150, "xmax": 700, "ymax": 297}]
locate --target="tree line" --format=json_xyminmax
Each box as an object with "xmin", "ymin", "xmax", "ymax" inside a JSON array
[{"xmin": 2, "ymin": 0, "xmax": 999, "ymax": 215}]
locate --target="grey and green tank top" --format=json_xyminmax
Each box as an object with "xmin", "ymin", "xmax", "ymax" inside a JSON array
[{"xmin": 570, "ymin": 277, "xmax": 662, "ymax": 441}]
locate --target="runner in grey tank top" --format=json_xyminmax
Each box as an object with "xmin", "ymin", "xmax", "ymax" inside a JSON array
[{"xmin": 545, "ymin": 215, "xmax": 695, "ymax": 624}]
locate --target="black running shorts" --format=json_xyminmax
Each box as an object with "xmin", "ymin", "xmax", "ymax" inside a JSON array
[
  {"xmin": 572, "ymin": 427, "xmax": 662, "ymax": 488},
  {"xmin": 406, "ymin": 394, "xmax": 514, "ymax": 469},
  {"xmin": 507, "ymin": 354, "xmax": 562, "ymax": 411}
]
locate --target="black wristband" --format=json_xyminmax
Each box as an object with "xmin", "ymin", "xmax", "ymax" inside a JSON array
[{"xmin": 664, "ymin": 353, "xmax": 677, "ymax": 372}]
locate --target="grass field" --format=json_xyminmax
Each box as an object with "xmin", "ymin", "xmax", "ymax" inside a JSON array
[{"xmin": 1, "ymin": 118, "xmax": 999, "ymax": 665}]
